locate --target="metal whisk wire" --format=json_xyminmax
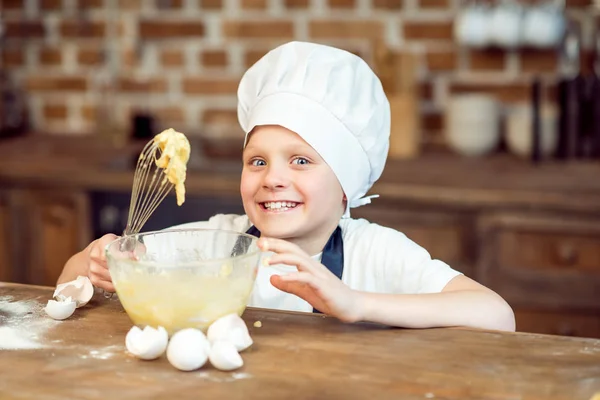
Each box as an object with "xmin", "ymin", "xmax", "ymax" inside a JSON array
[
  {"xmin": 103, "ymin": 138, "xmax": 174, "ymax": 299},
  {"xmin": 124, "ymin": 139, "xmax": 174, "ymax": 236}
]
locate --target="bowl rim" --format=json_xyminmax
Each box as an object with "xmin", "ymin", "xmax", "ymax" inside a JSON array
[{"xmin": 104, "ymin": 227, "xmax": 262, "ymax": 267}]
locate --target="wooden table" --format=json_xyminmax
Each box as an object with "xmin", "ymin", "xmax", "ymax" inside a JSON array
[{"xmin": 1, "ymin": 283, "xmax": 599, "ymax": 400}]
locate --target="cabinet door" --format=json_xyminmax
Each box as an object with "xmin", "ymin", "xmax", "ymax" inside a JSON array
[
  {"xmin": 22, "ymin": 189, "xmax": 91, "ymax": 286},
  {"xmin": 514, "ymin": 309, "xmax": 600, "ymax": 339},
  {"xmin": 477, "ymin": 212, "xmax": 600, "ymax": 312}
]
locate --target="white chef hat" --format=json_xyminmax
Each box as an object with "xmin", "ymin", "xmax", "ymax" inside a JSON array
[{"xmin": 237, "ymin": 41, "xmax": 390, "ymax": 218}]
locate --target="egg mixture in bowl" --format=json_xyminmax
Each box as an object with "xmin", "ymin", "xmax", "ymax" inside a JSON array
[{"xmin": 106, "ymin": 229, "xmax": 261, "ymax": 335}]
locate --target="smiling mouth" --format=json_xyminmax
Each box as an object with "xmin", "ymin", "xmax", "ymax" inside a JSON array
[{"xmin": 260, "ymin": 201, "xmax": 301, "ymax": 211}]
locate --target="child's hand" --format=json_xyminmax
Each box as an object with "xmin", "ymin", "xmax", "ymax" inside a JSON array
[
  {"xmin": 87, "ymin": 234, "xmax": 119, "ymax": 293},
  {"xmin": 258, "ymin": 237, "xmax": 362, "ymax": 323}
]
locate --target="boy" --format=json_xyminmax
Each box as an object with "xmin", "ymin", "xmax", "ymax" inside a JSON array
[{"xmin": 59, "ymin": 41, "xmax": 515, "ymax": 332}]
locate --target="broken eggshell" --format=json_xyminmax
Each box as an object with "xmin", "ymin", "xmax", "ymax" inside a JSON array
[
  {"xmin": 209, "ymin": 340, "xmax": 244, "ymax": 371},
  {"xmin": 53, "ymin": 275, "xmax": 94, "ymax": 308},
  {"xmin": 45, "ymin": 297, "xmax": 77, "ymax": 320},
  {"xmin": 125, "ymin": 325, "xmax": 168, "ymax": 360},
  {"xmin": 207, "ymin": 313, "xmax": 253, "ymax": 351},
  {"xmin": 167, "ymin": 328, "xmax": 211, "ymax": 371}
]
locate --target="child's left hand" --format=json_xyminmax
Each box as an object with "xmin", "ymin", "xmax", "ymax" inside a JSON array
[{"xmin": 258, "ymin": 237, "xmax": 362, "ymax": 323}]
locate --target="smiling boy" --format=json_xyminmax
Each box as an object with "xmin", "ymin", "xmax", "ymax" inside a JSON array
[{"xmin": 58, "ymin": 41, "xmax": 515, "ymax": 332}]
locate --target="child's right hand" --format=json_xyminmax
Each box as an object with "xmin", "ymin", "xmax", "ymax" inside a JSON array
[{"xmin": 87, "ymin": 234, "xmax": 119, "ymax": 293}]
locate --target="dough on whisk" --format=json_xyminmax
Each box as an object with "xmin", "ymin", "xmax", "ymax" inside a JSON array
[{"xmin": 153, "ymin": 128, "xmax": 190, "ymax": 206}]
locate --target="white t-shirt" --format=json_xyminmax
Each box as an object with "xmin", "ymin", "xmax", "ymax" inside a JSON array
[{"xmin": 168, "ymin": 214, "xmax": 462, "ymax": 314}]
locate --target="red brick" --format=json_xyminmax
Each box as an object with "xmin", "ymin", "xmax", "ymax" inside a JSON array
[
  {"xmin": 43, "ymin": 104, "xmax": 68, "ymax": 120},
  {"xmin": 1, "ymin": 49, "xmax": 24, "ymax": 67},
  {"xmin": 39, "ymin": 48, "xmax": 63, "ymax": 66},
  {"xmin": 310, "ymin": 21, "xmax": 384, "ymax": 39},
  {"xmin": 373, "ymin": 0, "xmax": 403, "ymax": 9},
  {"xmin": 224, "ymin": 21, "xmax": 294, "ymax": 39},
  {"xmin": 426, "ymin": 50, "xmax": 456, "ymax": 71},
  {"xmin": 118, "ymin": 0, "xmax": 143, "ymax": 9},
  {"xmin": 328, "ymin": 0, "xmax": 356, "ymax": 8},
  {"xmin": 450, "ymin": 82, "xmax": 531, "ymax": 103},
  {"xmin": 81, "ymin": 104, "xmax": 97, "ymax": 122},
  {"xmin": 4, "ymin": 22, "xmax": 45, "ymax": 39},
  {"xmin": 469, "ymin": 49, "xmax": 505, "ymax": 71},
  {"xmin": 242, "ymin": 0, "xmax": 267, "ymax": 8},
  {"xmin": 40, "ymin": 0, "xmax": 63, "ymax": 10},
  {"xmin": 160, "ymin": 49, "xmax": 185, "ymax": 67},
  {"xmin": 244, "ymin": 48, "xmax": 269, "ymax": 68},
  {"xmin": 520, "ymin": 50, "xmax": 558, "ymax": 73},
  {"xmin": 139, "ymin": 21, "xmax": 205, "ymax": 39},
  {"xmin": 77, "ymin": 48, "xmax": 104, "ymax": 66},
  {"xmin": 155, "ymin": 0, "xmax": 184, "ymax": 8},
  {"xmin": 2, "ymin": 0, "xmax": 24, "ymax": 9},
  {"xmin": 418, "ymin": 0, "xmax": 448, "ymax": 8},
  {"xmin": 153, "ymin": 106, "xmax": 185, "ymax": 122},
  {"xmin": 121, "ymin": 48, "xmax": 141, "ymax": 68},
  {"xmin": 285, "ymin": 0, "xmax": 309, "ymax": 8},
  {"xmin": 182, "ymin": 78, "xmax": 239, "ymax": 95},
  {"xmin": 60, "ymin": 21, "xmax": 105, "ymax": 38},
  {"xmin": 117, "ymin": 77, "xmax": 168, "ymax": 92},
  {"xmin": 26, "ymin": 76, "xmax": 88, "ymax": 91},
  {"xmin": 403, "ymin": 21, "xmax": 454, "ymax": 40},
  {"xmin": 75, "ymin": 0, "xmax": 105, "ymax": 8},
  {"xmin": 201, "ymin": 50, "xmax": 228, "ymax": 67},
  {"xmin": 200, "ymin": 0, "xmax": 223, "ymax": 9},
  {"xmin": 202, "ymin": 109, "xmax": 238, "ymax": 125}
]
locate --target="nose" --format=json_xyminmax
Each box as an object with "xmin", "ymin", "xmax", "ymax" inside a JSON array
[{"xmin": 262, "ymin": 164, "xmax": 289, "ymax": 190}]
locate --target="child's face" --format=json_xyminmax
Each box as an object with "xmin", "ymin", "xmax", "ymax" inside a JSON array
[{"xmin": 241, "ymin": 125, "xmax": 345, "ymax": 250}]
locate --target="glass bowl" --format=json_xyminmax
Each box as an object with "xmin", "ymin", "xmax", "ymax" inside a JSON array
[{"xmin": 105, "ymin": 228, "xmax": 261, "ymax": 334}]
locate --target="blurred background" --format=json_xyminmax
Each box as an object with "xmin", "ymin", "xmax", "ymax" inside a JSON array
[{"xmin": 0, "ymin": 0, "xmax": 599, "ymax": 338}]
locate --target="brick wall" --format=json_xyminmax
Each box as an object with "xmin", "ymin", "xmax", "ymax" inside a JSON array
[{"xmin": 1, "ymin": 0, "xmax": 597, "ymax": 149}]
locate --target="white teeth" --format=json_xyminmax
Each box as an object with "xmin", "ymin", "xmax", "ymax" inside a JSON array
[{"xmin": 264, "ymin": 201, "xmax": 298, "ymax": 210}]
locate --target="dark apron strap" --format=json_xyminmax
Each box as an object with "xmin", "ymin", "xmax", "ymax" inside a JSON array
[{"xmin": 245, "ymin": 225, "xmax": 344, "ymax": 314}]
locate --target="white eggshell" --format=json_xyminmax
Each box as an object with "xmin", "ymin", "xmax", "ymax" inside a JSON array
[
  {"xmin": 209, "ymin": 340, "xmax": 244, "ymax": 371},
  {"xmin": 45, "ymin": 298, "xmax": 77, "ymax": 320},
  {"xmin": 125, "ymin": 325, "xmax": 168, "ymax": 360},
  {"xmin": 207, "ymin": 313, "xmax": 253, "ymax": 352},
  {"xmin": 167, "ymin": 328, "xmax": 211, "ymax": 371},
  {"xmin": 53, "ymin": 275, "xmax": 94, "ymax": 308}
]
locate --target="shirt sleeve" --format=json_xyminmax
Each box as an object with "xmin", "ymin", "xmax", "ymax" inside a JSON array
[{"xmin": 344, "ymin": 219, "xmax": 463, "ymax": 294}]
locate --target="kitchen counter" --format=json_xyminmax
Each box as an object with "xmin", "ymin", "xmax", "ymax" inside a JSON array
[
  {"xmin": 2, "ymin": 134, "xmax": 600, "ymax": 213},
  {"xmin": 1, "ymin": 282, "xmax": 599, "ymax": 400}
]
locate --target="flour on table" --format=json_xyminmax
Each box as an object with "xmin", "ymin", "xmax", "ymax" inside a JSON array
[{"xmin": 0, "ymin": 295, "xmax": 59, "ymax": 350}]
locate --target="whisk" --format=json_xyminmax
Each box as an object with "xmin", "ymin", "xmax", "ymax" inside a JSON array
[
  {"xmin": 123, "ymin": 139, "xmax": 177, "ymax": 237},
  {"xmin": 103, "ymin": 130, "xmax": 189, "ymax": 298}
]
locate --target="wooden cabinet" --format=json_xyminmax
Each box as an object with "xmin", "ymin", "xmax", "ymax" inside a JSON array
[
  {"xmin": 513, "ymin": 309, "xmax": 600, "ymax": 338},
  {"xmin": 477, "ymin": 212, "xmax": 600, "ymax": 338},
  {"xmin": 354, "ymin": 205, "xmax": 600, "ymax": 338},
  {"xmin": 0, "ymin": 187, "xmax": 91, "ymax": 287}
]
